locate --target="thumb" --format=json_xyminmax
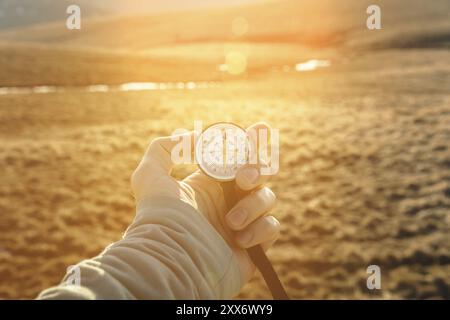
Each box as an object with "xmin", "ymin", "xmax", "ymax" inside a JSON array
[
  {"xmin": 131, "ymin": 131, "xmax": 196, "ymax": 200},
  {"xmin": 139, "ymin": 131, "xmax": 196, "ymax": 175}
]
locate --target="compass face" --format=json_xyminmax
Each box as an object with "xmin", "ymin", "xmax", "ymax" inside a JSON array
[{"xmin": 196, "ymin": 123, "xmax": 250, "ymax": 181}]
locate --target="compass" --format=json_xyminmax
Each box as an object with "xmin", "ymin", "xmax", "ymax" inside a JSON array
[
  {"xmin": 195, "ymin": 122, "xmax": 250, "ymax": 181},
  {"xmin": 195, "ymin": 122, "xmax": 289, "ymax": 300}
]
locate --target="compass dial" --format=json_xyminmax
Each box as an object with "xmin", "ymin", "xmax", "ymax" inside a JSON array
[{"xmin": 196, "ymin": 123, "xmax": 250, "ymax": 181}]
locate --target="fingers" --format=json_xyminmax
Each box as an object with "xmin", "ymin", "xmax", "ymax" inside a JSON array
[
  {"xmin": 224, "ymin": 183, "xmax": 279, "ymax": 250},
  {"xmin": 235, "ymin": 164, "xmax": 270, "ymax": 191},
  {"xmin": 260, "ymin": 235, "xmax": 279, "ymax": 252},
  {"xmin": 235, "ymin": 122, "xmax": 273, "ymax": 191},
  {"xmin": 235, "ymin": 215, "xmax": 280, "ymax": 249},
  {"xmin": 226, "ymin": 187, "xmax": 276, "ymax": 231},
  {"xmin": 246, "ymin": 122, "xmax": 271, "ymax": 165},
  {"xmin": 246, "ymin": 122, "xmax": 271, "ymax": 149}
]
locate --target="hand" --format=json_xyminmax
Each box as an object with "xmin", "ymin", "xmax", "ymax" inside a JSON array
[{"xmin": 131, "ymin": 123, "xmax": 280, "ymax": 283}]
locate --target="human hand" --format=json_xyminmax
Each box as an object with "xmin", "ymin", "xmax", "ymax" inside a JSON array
[{"xmin": 131, "ymin": 123, "xmax": 280, "ymax": 284}]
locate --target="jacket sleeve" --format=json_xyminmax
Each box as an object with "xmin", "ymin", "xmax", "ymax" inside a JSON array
[{"xmin": 37, "ymin": 197, "xmax": 242, "ymax": 299}]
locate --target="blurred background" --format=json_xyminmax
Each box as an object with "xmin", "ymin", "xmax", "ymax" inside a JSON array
[{"xmin": 0, "ymin": 0, "xmax": 449, "ymax": 299}]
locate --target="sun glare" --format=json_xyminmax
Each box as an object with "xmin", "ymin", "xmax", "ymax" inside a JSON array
[
  {"xmin": 295, "ymin": 59, "xmax": 331, "ymax": 72},
  {"xmin": 224, "ymin": 51, "xmax": 248, "ymax": 75}
]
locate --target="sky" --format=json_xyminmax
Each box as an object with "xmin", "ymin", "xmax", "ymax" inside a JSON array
[{"xmin": 0, "ymin": 0, "xmax": 265, "ymax": 30}]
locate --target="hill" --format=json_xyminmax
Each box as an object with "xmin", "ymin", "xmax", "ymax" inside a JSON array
[{"xmin": 0, "ymin": 0, "xmax": 448, "ymax": 51}]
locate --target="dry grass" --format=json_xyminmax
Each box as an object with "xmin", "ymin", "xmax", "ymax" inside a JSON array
[{"xmin": 0, "ymin": 47, "xmax": 449, "ymax": 298}]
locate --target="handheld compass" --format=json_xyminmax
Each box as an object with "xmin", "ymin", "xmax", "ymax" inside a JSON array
[{"xmin": 195, "ymin": 122, "xmax": 289, "ymax": 300}]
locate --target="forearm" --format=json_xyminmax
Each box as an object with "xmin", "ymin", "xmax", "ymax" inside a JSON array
[{"xmin": 37, "ymin": 197, "xmax": 242, "ymax": 300}]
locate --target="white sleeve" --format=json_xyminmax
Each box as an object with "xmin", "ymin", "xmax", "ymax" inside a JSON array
[{"xmin": 37, "ymin": 197, "xmax": 242, "ymax": 299}]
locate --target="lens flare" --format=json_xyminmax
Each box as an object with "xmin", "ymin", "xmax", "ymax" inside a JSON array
[{"xmin": 225, "ymin": 51, "xmax": 247, "ymax": 75}]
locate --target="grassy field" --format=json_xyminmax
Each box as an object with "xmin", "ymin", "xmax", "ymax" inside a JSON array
[{"xmin": 0, "ymin": 0, "xmax": 449, "ymax": 299}]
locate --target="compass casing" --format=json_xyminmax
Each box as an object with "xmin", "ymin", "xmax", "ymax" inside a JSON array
[{"xmin": 195, "ymin": 122, "xmax": 250, "ymax": 181}]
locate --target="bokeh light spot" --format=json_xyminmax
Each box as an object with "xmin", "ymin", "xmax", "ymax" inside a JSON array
[
  {"xmin": 225, "ymin": 51, "xmax": 247, "ymax": 75},
  {"xmin": 231, "ymin": 17, "xmax": 249, "ymax": 36}
]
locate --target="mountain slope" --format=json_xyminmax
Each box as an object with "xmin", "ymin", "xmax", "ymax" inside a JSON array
[{"xmin": 0, "ymin": 0, "xmax": 448, "ymax": 51}]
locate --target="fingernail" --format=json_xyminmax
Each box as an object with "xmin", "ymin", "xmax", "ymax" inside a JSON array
[
  {"xmin": 227, "ymin": 208, "xmax": 247, "ymax": 228},
  {"xmin": 242, "ymin": 167, "xmax": 259, "ymax": 184},
  {"xmin": 237, "ymin": 230, "xmax": 253, "ymax": 246}
]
